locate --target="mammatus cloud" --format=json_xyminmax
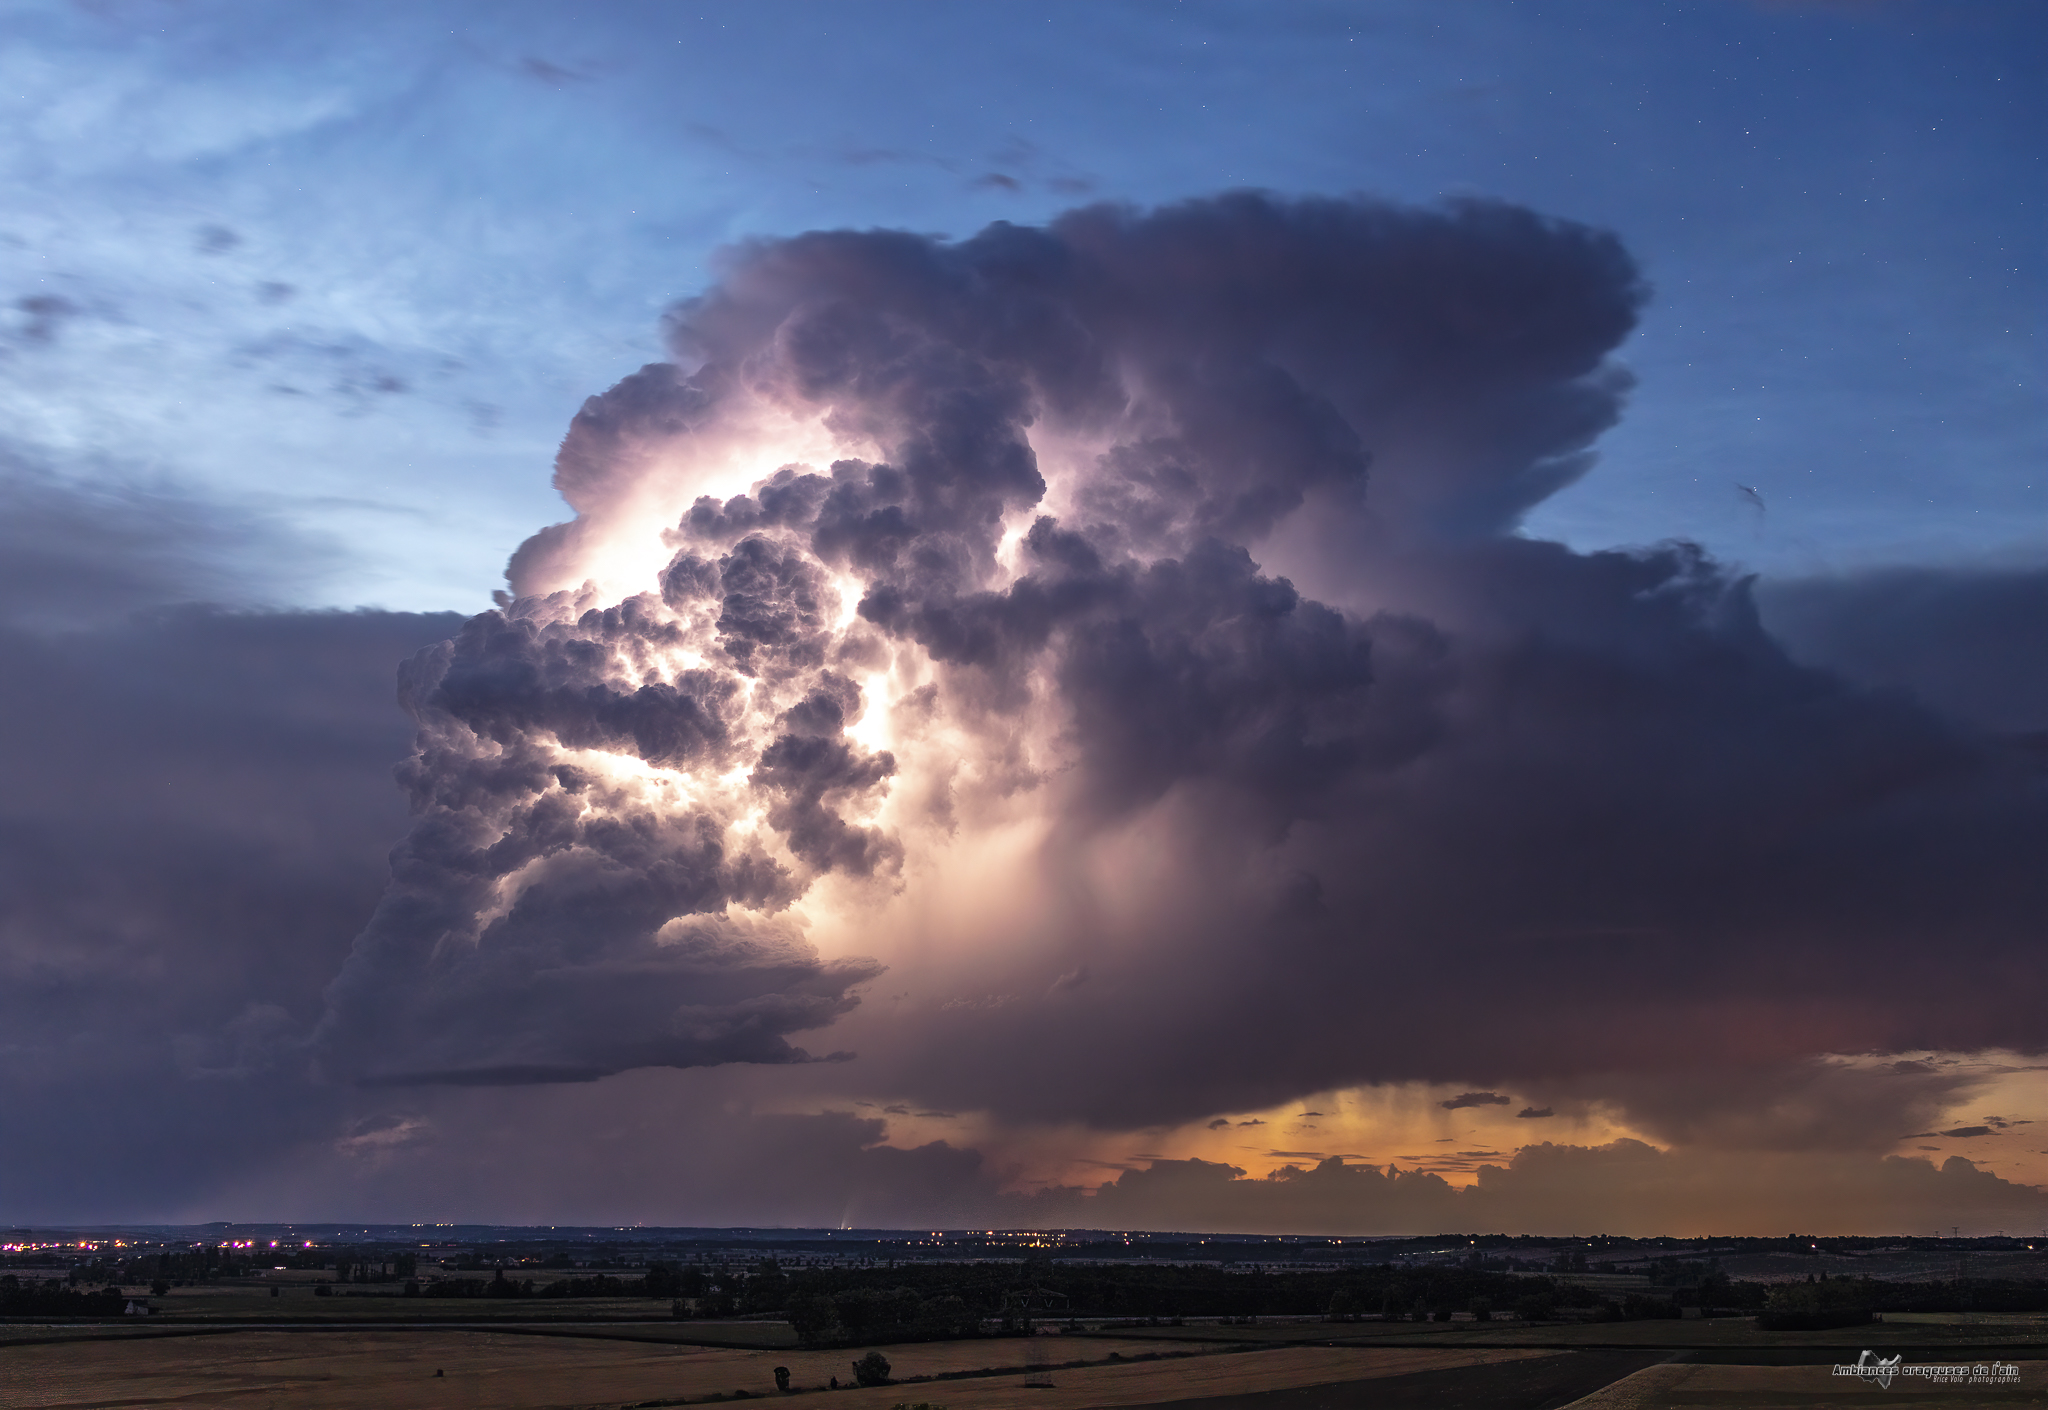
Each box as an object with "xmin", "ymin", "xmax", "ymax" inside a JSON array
[{"xmin": 312, "ymin": 192, "xmax": 2045, "ymax": 1171}]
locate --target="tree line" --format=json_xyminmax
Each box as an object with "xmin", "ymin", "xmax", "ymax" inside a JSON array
[{"xmin": 0, "ymin": 1276, "xmax": 132, "ymax": 1317}]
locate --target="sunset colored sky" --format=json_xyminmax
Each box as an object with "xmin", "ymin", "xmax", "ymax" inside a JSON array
[{"xmin": 1, "ymin": 0, "xmax": 2042, "ymax": 1237}]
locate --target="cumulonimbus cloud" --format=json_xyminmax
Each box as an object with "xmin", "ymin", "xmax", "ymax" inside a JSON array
[{"xmin": 312, "ymin": 191, "xmax": 2045, "ymax": 1151}]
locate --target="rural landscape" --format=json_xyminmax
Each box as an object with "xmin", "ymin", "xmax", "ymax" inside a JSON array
[
  {"xmin": 8, "ymin": 1225, "xmax": 2048, "ymax": 1406},
  {"xmin": 2, "ymin": 2, "xmax": 2040, "ymax": 1408}
]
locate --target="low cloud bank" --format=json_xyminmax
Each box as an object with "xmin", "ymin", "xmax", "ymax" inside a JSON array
[{"xmin": 238, "ymin": 1085, "xmax": 2048, "ymax": 1237}]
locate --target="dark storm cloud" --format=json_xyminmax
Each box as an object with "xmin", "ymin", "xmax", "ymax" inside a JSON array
[
  {"xmin": 1757, "ymin": 566, "xmax": 2048, "ymax": 735},
  {"xmin": 1514, "ymin": 1060, "xmax": 1988, "ymax": 1156},
  {"xmin": 626, "ymin": 195, "xmax": 2043, "ymax": 1136},
  {"xmin": 372, "ymin": 191, "xmax": 1644, "ymax": 1094},
  {"xmin": 0, "ymin": 471, "xmax": 462, "ymax": 1216},
  {"xmin": 887, "ymin": 530, "xmax": 2041, "ymax": 1132},
  {"xmin": 1441, "ymin": 1092, "xmax": 1513, "ymax": 1111},
  {"xmin": 320, "ymin": 191, "xmax": 2042, "ymax": 1164}
]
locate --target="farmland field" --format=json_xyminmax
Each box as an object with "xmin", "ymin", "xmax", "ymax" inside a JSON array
[{"xmin": 0, "ymin": 1330, "xmax": 1554, "ymax": 1409}]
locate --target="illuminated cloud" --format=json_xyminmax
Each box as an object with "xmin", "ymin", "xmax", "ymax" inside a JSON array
[
  {"xmin": 315, "ymin": 191, "xmax": 1637, "ymax": 1084},
  {"xmin": 307, "ymin": 192, "xmax": 2045, "ymax": 1166},
  {"xmin": 5, "ymin": 187, "xmax": 2040, "ymax": 1232}
]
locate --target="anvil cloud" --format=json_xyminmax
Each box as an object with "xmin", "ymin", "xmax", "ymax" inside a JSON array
[{"xmin": 314, "ymin": 192, "xmax": 2043, "ymax": 1142}]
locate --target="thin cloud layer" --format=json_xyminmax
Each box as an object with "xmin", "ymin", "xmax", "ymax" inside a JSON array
[{"xmin": 0, "ymin": 451, "xmax": 340, "ymax": 630}]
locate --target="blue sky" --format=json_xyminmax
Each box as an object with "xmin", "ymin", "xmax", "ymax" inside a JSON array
[{"xmin": 3, "ymin": 0, "xmax": 2039, "ymax": 611}]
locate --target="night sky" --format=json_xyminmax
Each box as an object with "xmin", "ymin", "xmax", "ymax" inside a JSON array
[{"xmin": 1, "ymin": 0, "xmax": 2042, "ymax": 1235}]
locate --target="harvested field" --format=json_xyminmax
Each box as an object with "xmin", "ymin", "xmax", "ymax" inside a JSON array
[
  {"xmin": 0, "ymin": 1329, "xmax": 1552, "ymax": 1410},
  {"xmin": 1124, "ymin": 1349, "xmax": 1668, "ymax": 1409},
  {"xmin": 1565, "ymin": 1356, "xmax": 2048, "ymax": 1407},
  {"xmin": 817, "ymin": 1346, "xmax": 1556, "ymax": 1410}
]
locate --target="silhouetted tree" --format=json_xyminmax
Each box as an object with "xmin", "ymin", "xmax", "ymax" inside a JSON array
[{"xmin": 786, "ymin": 1292, "xmax": 845, "ymax": 1347}]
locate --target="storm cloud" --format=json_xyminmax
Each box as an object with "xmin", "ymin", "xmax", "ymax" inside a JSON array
[
  {"xmin": 9, "ymin": 189, "xmax": 2037, "ymax": 1229},
  {"xmin": 232, "ymin": 1078, "xmax": 2048, "ymax": 1238},
  {"xmin": 1757, "ymin": 565, "xmax": 2048, "ymax": 736},
  {"xmin": 0, "ymin": 468, "xmax": 462, "ymax": 1216},
  {"xmin": 310, "ymin": 191, "xmax": 2045, "ymax": 1167}
]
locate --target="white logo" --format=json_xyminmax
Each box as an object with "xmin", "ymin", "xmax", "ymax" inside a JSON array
[
  {"xmin": 1857, "ymin": 1350, "xmax": 1902, "ymax": 1390},
  {"xmin": 1834, "ymin": 1352, "xmax": 2020, "ymax": 1389}
]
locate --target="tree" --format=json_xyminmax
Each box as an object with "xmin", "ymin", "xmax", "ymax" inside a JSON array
[
  {"xmin": 912, "ymin": 1294, "xmax": 978, "ymax": 1340},
  {"xmin": 827, "ymin": 1286, "xmax": 927, "ymax": 1343},
  {"xmin": 743, "ymin": 1259, "xmax": 789, "ymax": 1315},
  {"xmin": 851, "ymin": 1351, "xmax": 891, "ymax": 1387},
  {"xmin": 787, "ymin": 1292, "xmax": 846, "ymax": 1347}
]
